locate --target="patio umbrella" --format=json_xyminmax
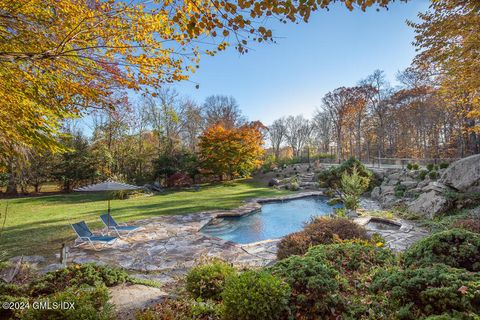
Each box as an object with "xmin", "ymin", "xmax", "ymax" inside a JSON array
[{"xmin": 74, "ymin": 180, "xmax": 143, "ymax": 233}]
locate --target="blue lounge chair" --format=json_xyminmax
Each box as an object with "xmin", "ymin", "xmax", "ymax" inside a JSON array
[
  {"xmin": 100, "ymin": 214, "xmax": 141, "ymax": 238},
  {"xmin": 71, "ymin": 221, "xmax": 117, "ymax": 250}
]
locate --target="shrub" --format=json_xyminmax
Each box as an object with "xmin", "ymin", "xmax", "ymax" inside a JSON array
[
  {"xmin": 30, "ymin": 263, "xmax": 129, "ymax": 296},
  {"xmin": 340, "ymin": 165, "xmax": 370, "ymax": 210},
  {"xmin": 403, "ymin": 229, "xmax": 480, "ymax": 271},
  {"xmin": 439, "ymin": 162, "xmax": 449, "ymax": 169},
  {"xmin": 20, "ymin": 285, "xmax": 114, "ymax": 320},
  {"xmin": 453, "ymin": 219, "xmax": 480, "ymax": 233},
  {"xmin": 185, "ymin": 261, "xmax": 236, "ymax": 301},
  {"xmin": 333, "ymin": 207, "xmax": 349, "ymax": 218},
  {"xmin": 269, "ymin": 255, "xmax": 346, "ymax": 319},
  {"xmin": 427, "ymin": 163, "xmax": 434, "ymax": 171},
  {"xmin": 342, "ymin": 195, "xmax": 358, "ymax": 210},
  {"xmin": 167, "ymin": 172, "xmax": 193, "ymax": 187},
  {"xmin": 288, "ymin": 181, "xmax": 299, "ymax": 191},
  {"xmin": 418, "ymin": 169, "xmax": 429, "ymax": 180},
  {"xmin": 136, "ymin": 298, "xmax": 222, "ymax": 320},
  {"xmin": 395, "ymin": 184, "xmax": 407, "ymax": 198},
  {"xmin": 306, "ymin": 242, "xmax": 395, "ymax": 274},
  {"xmin": 222, "ymin": 270, "xmax": 290, "ymax": 320},
  {"xmin": 429, "ymin": 170, "xmax": 439, "ymax": 179},
  {"xmin": 277, "ymin": 217, "xmax": 369, "ymax": 259},
  {"xmin": 316, "ymin": 157, "xmax": 373, "ymax": 189},
  {"xmin": 407, "ymin": 163, "xmax": 419, "ymax": 170},
  {"xmin": 276, "ymin": 231, "xmax": 311, "ymax": 260},
  {"xmin": 370, "ymin": 264, "xmax": 480, "ymax": 319},
  {"xmin": 0, "ymin": 281, "xmax": 29, "ymax": 319}
]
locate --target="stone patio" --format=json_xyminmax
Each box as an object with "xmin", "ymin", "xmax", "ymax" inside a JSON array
[
  {"xmin": 354, "ymin": 216, "xmax": 430, "ymax": 251},
  {"xmin": 67, "ymin": 191, "xmax": 428, "ymax": 288}
]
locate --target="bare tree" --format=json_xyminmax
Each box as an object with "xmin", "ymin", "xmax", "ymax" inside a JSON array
[
  {"xmin": 285, "ymin": 115, "xmax": 312, "ymax": 157},
  {"xmin": 146, "ymin": 88, "xmax": 183, "ymax": 152},
  {"xmin": 268, "ymin": 118, "xmax": 287, "ymax": 160},
  {"xmin": 179, "ymin": 99, "xmax": 205, "ymax": 152},
  {"xmin": 322, "ymin": 87, "xmax": 351, "ymax": 161},
  {"xmin": 360, "ymin": 70, "xmax": 392, "ymax": 159},
  {"xmin": 203, "ymin": 95, "xmax": 246, "ymax": 129},
  {"xmin": 312, "ymin": 110, "xmax": 332, "ymax": 153},
  {"xmin": 351, "ymin": 85, "xmax": 373, "ymax": 160}
]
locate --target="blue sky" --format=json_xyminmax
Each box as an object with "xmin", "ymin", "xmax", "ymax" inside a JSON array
[{"xmin": 171, "ymin": 0, "xmax": 430, "ymax": 125}]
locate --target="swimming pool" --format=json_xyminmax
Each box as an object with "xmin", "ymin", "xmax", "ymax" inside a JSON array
[{"xmin": 201, "ymin": 196, "xmax": 342, "ymax": 244}]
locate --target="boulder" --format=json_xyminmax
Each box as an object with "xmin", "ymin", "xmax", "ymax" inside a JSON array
[
  {"xmin": 380, "ymin": 185, "xmax": 395, "ymax": 195},
  {"xmin": 381, "ymin": 195, "xmax": 401, "ymax": 208},
  {"xmin": 441, "ymin": 154, "xmax": 480, "ymax": 193},
  {"xmin": 421, "ymin": 181, "xmax": 449, "ymax": 193},
  {"xmin": 388, "ymin": 172, "xmax": 402, "ymax": 180},
  {"xmin": 268, "ymin": 178, "xmax": 281, "ymax": 187},
  {"xmin": 417, "ymin": 180, "xmax": 429, "ymax": 189},
  {"xmin": 371, "ymin": 186, "xmax": 381, "ymax": 200},
  {"xmin": 470, "ymin": 206, "xmax": 480, "ymax": 218},
  {"xmin": 400, "ymin": 180, "xmax": 418, "ymax": 189},
  {"xmin": 407, "ymin": 190, "xmax": 451, "ymax": 218},
  {"xmin": 299, "ymin": 182, "xmax": 319, "ymax": 189},
  {"xmin": 386, "ymin": 179, "xmax": 399, "ymax": 186}
]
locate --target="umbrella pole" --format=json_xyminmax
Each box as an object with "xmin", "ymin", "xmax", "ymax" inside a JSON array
[{"xmin": 107, "ymin": 198, "xmax": 111, "ymax": 236}]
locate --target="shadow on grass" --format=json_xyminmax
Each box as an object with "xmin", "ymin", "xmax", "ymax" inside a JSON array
[
  {"xmin": 0, "ymin": 180, "xmax": 288, "ymax": 258},
  {"xmin": 8, "ymin": 192, "xmax": 108, "ymax": 205}
]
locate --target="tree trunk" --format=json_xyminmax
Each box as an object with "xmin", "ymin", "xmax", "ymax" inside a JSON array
[{"xmin": 6, "ymin": 161, "xmax": 17, "ymax": 195}]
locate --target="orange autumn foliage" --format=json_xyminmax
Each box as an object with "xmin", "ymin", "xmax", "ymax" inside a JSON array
[
  {"xmin": 199, "ymin": 122, "xmax": 265, "ymax": 180},
  {"xmin": 0, "ymin": 0, "xmax": 395, "ymax": 162}
]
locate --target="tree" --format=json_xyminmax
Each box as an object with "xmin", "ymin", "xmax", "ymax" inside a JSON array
[
  {"xmin": 53, "ymin": 131, "xmax": 96, "ymax": 192},
  {"xmin": 0, "ymin": 0, "xmax": 396, "ymax": 159},
  {"xmin": 285, "ymin": 115, "xmax": 312, "ymax": 157},
  {"xmin": 25, "ymin": 150, "xmax": 55, "ymax": 193},
  {"xmin": 199, "ymin": 123, "xmax": 265, "ymax": 180},
  {"xmin": 408, "ymin": 0, "xmax": 480, "ymax": 153},
  {"xmin": 360, "ymin": 70, "xmax": 392, "ymax": 159},
  {"xmin": 268, "ymin": 118, "xmax": 287, "ymax": 160},
  {"xmin": 340, "ymin": 165, "xmax": 370, "ymax": 210},
  {"xmin": 322, "ymin": 87, "xmax": 352, "ymax": 161},
  {"xmin": 203, "ymin": 95, "xmax": 246, "ymax": 129},
  {"xmin": 153, "ymin": 150, "xmax": 199, "ymax": 186},
  {"xmin": 312, "ymin": 111, "xmax": 332, "ymax": 154},
  {"xmin": 145, "ymin": 88, "xmax": 183, "ymax": 152},
  {"xmin": 179, "ymin": 100, "xmax": 205, "ymax": 153}
]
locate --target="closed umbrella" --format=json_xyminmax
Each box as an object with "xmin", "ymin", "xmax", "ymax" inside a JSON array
[{"xmin": 74, "ymin": 180, "xmax": 143, "ymax": 234}]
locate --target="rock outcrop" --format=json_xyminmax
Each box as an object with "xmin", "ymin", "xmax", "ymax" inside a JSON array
[
  {"xmin": 371, "ymin": 155, "xmax": 480, "ymax": 217},
  {"xmin": 371, "ymin": 169, "xmax": 452, "ymax": 217},
  {"xmin": 407, "ymin": 189, "xmax": 450, "ymax": 218},
  {"xmin": 440, "ymin": 154, "xmax": 480, "ymax": 193}
]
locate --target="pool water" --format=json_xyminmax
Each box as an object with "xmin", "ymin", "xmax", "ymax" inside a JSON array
[{"xmin": 201, "ymin": 196, "xmax": 342, "ymax": 244}]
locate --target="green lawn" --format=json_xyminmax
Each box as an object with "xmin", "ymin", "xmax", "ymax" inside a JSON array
[{"xmin": 0, "ymin": 180, "xmax": 289, "ymax": 260}]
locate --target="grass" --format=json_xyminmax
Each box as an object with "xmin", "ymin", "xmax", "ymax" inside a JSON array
[{"xmin": 0, "ymin": 179, "xmax": 289, "ymax": 260}]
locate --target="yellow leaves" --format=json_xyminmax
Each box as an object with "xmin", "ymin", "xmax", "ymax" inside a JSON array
[
  {"xmin": 0, "ymin": 0, "xmax": 396, "ymax": 158},
  {"xmin": 199, "ymin": 123, "xmax": 265, "ymax": 178}
]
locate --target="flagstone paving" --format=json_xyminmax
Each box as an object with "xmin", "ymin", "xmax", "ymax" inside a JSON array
[{"xmin": 66, "ymin": 191, "xmax": 429, "ymax": 289}]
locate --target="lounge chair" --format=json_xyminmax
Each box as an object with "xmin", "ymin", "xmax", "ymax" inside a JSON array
[
  {"xmin": 71, "ymin": 221, "xmax": 117, "ymax": 250},
  {"xmin": 100, "ymin": 214, "xmax": 141, "ymax": 238}
]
